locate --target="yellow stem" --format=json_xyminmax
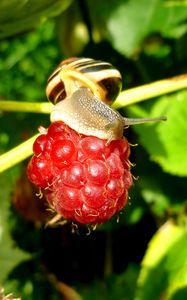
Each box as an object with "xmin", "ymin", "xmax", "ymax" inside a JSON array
[
  {"xmin": 1, "ymin": 74, "xmax": 187, "ymax": 113},
  {"xmin": 0, "ymin": 101, "xmax": 53, "ymax": 113},
  {"xmin": 0, "ymin": 73, "xmax": 187, "ymax": 173},
  {"xmin": 113, "ymin": 73, "xmax": 187, "ymax": 109},
  {"xmin": 165, "ymin": 1, "xmax": 187, "ymax": 6},
  {"xmin": 0, "ymin": 134, "xmax": 39, "ymax": 173}
]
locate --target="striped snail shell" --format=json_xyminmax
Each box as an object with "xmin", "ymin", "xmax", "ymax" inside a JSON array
[
  {"xmin": 47, "ymin": 57, "xmax": 166, "ymax": 144},
  {"xmin": 46, "ymin": 57, "xmax": 122, "ymax": 105}
]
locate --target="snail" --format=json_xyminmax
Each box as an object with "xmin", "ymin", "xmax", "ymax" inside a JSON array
[{"xmin": 46, "ymin": 57, "xmax": 166, "ymax": 144}]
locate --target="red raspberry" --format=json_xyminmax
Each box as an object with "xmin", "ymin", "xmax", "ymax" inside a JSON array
[
  {"xmin": 27, "ymin": 121, "xmax": 133, "ymax": 225},
  {"xmin": 27, "ymin": 155, "xmax": 53, "ymax": 188}
]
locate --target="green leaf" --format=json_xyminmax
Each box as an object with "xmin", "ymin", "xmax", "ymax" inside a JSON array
[
  {"xmin": 0, "ymin": 171, "xmax": 30, "ymax": 284},
  {"xmin": 139, "ymin": 176, "xmax": 170, "ymax": 217},
  {"xmin": 0, "ymin": 0, "xmax": 73, "ymax": 39},
  {"xmin": 135, "ymin": 221, "xmax": 187, "ymax": 300},
  {"xmin": 87, "ymin": 0, "xmax": 187, "ymax": 56},
  {"xmin": 80, "ymin": 265, "xmax": 139, "ymax": 300},
  {"xmin": 126, "ymin": 90, "xmax": 187, "ymax": 177}
]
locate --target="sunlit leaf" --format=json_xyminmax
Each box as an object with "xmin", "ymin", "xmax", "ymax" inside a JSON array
[
  {"xmin": 87, "ymin": 0, "xmax": 187, "ymax": 56},
  {"xmin": 135, "ymin": 221, "xmax": 187, "ymax": 300},
  {"xmin": 127, "ymin": 90, "xmax": 187, "ymax": 176}
]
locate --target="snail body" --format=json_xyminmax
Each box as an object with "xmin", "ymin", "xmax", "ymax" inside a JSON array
[
  {"xmin": 50, "ymin": 87, "xmax": 124, "ymax": 142},
  {"xmin": 46, "ymin": 57, "xmax": 166, "ymax": 143}
]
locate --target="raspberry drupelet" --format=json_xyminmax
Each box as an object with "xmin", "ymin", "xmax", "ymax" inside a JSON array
[{"xmin": 27, "ymin": 121, "xmax": 133, "ymax": 225}]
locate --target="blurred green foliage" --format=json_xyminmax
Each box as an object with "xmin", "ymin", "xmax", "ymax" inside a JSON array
[{"xmin": 0, "ymin": 0, "xmax": 187, "ymax": 299}]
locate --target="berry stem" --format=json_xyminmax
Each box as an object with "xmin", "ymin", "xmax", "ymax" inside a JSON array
[
  {"xmin": 0, "ymin": 134, "xmax": 39, "ymax": 173},
  {"xmin": 0, "ymin": 100, "xmax": 53, "ymax": 114},
  {"xmin": 113, "ymin": 73, "xmax": 187, "ymax": 109},
  {"xmin": 0, "ymin": 73, "xmax": 187, "ymax": 173},
  {"xmin": 0, "ymin": 74, "xmax": 187, "ymax": 114},
  {"xmin": 104, "ymin": 232, "xmax": 113, "ymax": 277}
]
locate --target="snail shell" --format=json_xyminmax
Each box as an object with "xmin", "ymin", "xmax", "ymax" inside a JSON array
[
  {"xmin": 46, "ymin": 57, "xmax": 122, "ymax": 105},
  {"xmin": 46, "ymin": 57, "xmax": 166, "ymax": 144}
]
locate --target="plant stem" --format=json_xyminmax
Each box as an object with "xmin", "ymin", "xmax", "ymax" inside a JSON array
[
  {"xmin": 0, "ymin": 73, "xmax": 187, "ymax": 173},
  {"xmin": 104, "ymin": 232, "xmax": 113, "ymax": 277},
  {"xmin": 0, "ymin": 134, "xmax": 39, "ymax": 173},
  {"xmin": 1, "ymin": 74, "xmax": 187, "ymax": 114},
  {"xmin": 0, "ymin": 101, "xmax": 53, "ymax": 114},
  {"xmin": 112, "ymin": 73, "xmax": 187, "ymax": 109}
]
